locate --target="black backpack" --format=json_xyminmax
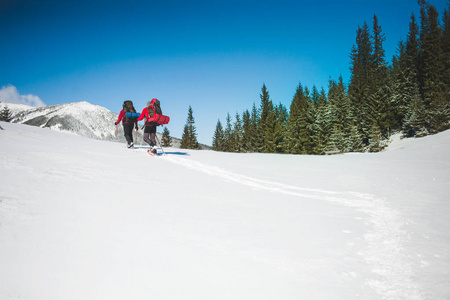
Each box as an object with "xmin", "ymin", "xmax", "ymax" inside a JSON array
[
  {"xmin": 123, "ymin": 100, "xmax": 137, "ymax": 123},
  {"xmin": 152, "ymin": 99, "xmax": 163, "ymax": 115}
]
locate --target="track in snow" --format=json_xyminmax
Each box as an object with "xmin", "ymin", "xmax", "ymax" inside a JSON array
[{"xmin": 165, "ymin": 155, "xmax": 424, "ymax": 300}]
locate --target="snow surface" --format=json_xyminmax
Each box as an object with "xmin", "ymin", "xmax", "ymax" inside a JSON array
[{"xmin": 1, "ymin": 121, "xmax": 449, "ymax": 300}]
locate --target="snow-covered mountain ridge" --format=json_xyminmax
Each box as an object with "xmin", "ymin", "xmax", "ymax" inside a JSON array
[
  {"xmin": 11, "ymin": 101, "xmax": 117, "ymax": 140},
  {"xmin": 0, "ymin": 101, "xmax": 181, "ymax": 147}
]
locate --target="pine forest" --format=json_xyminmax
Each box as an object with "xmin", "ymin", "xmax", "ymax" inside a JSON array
[{"xmin": 212, "ymin": 1, "xmax": 450, "ymax": 154}]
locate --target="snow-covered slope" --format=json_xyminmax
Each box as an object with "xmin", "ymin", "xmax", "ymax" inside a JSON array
[{"xmin": 0, "ymin": 121, "xmax": 449, "ymax": 300}]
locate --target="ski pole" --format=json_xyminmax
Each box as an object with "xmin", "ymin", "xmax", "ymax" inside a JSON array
[{"xmin": 155, "ymin": 134, "xmax": 166, "ymax": 156}]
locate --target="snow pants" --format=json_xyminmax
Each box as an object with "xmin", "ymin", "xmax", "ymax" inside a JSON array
[
  {"xmin": 143, "ymin": 125, "xmax": 157, "ymax": 147},
  {"xmin": 123, "ymin": 122, "xmax": 135, "ymax": 145}
]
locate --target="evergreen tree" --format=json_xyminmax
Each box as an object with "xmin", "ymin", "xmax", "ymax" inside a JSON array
[
  {"xmin": 285, "ymin": 83, "xmax": 313, "ymax": 154},
  {"xmin": 180, "ymin": 106, "xmax": 199, "ymax": 149},
  {"xmin": 393, "ymin": 14, "xmax": 422, "ymax": 132},
  {"xmin": 223, "ymin": 113, "xmax": 233, "ymax": 152},
  {"xmin": 285, "ymin": 83, "xmax": 304, "ymax": 153},
  {"xmin": 372, "ymin": 15, "xmax": 389, "ymax": 87},
  {"xmin": 303, "ymin": 87, "xmax": 318, "ymax": 154},
  {"xmin": 241, "ymin": 109, "xmax": 252, "ymax": 152},
  {"xmin": 311, "ymin": 86, "xmax": 320, "ymax": 107},
  {"xmin": 367, "ymin": 125, "xmax": 388, "ymax": 152},
  {"xmin": 433, "ymin": 4, "xmax": 450, "ymax": 131},
  {"xmin": 212, "ymin": 120, "xmax": 224, "ymax": 151},
  {"xmin": 263, "ymin": 108, "xmax": 277, "ymax": 153},
  {"xmin": 249, "ymin": 103, "xmax": 260, "ymax": 152},
  {"xmin": 180, "ymin": 125, "xmax": 190, "ymax": 149},
  {"xmin": 419, "ymin": 2, "xmax": 444, "ymax": 110},
  {"xmin": 233, "ymin": 112, "xmax": 243, "ymax": 152},
  {"xmin": 258, "ymin": 84, "xmax": 275, "ymax": 152},
  {"xmin": 402, "ymin": 92, "xmax": 430, "ymax": 137},
  {"xmin": 349, "ymin": 22, "xmax": 373, "ymax": 144},
  {"xmin": 161, "ymin": 126, "xmax": 172, "ymax": 147},
  {"xmin": 370, "ymin": 14, "xmax": 393, "ymax": 137},
  {"xmin": 0, "ymin": 104, "xmax": 13, "ymax": 122},
  {"xmin": 312, "ymin": 89, "xmax": 331, "ymax": 154},
  {"xmin": 367, "ymin": 77, "xmax": 393, "ymax": 138},
  {"xmin": 263, "ymin": 103, "xmax": 287, "ymax": 153},
  {"xmin": 443, "ymin": 6, "xmax": 450, "ymax": 98},
  {"xmin": 274, "ymin": 103, "xmax": 288, "ymax": 153},
  {"xmin": 327, "ymin": 76, "xmax": 357, "ymax": 152}
]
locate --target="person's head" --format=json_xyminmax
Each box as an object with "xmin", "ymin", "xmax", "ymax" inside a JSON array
[{"xmin": 146, "ymin": 101, "xmax": 151, "ymax": 107}]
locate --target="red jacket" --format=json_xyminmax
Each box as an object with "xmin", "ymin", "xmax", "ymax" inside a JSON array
[{"xmin": 137, "ymin": 107, "xmax": 153, "ymax": 125}]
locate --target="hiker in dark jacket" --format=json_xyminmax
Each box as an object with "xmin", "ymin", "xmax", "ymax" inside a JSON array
[{"xmin": 115, "ymin": 100, "xmax": 138, "ymax": 148}]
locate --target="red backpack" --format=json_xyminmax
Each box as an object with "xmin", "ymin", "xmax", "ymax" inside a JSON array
[{"xmin": 146, "ymin": 98, "xmax": 170, "ymax": 126}]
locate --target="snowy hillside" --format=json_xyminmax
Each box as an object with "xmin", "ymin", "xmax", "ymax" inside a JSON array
[
  {"xmin": 11, "ymin": 101, "xmax": 118, "ymax": 139},
  {"xmin": 1, "ymin": 121, "xmax": 449, "ymax": 300}
]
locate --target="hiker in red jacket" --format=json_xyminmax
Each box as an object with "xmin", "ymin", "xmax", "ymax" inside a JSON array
[
  {"xmin": 115, "ymin": 100, "xmax": 138, "ymax": 148},
  {"xmin": 137, "ymin": 99, "xmax": 158, "ymax": 154}
]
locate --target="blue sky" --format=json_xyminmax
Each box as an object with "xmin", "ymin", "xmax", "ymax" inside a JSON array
[{"xmin": 1, "ymin": 0, "xmax": 448, "ymax": 145}]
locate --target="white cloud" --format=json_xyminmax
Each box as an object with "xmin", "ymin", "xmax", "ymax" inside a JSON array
[{"xmin": 0, "ymin": 84, "xmax": 46, "ymax": 107}]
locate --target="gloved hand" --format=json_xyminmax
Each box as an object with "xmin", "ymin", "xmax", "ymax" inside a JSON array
[{"xmin": 114, "ymin": 122, "xmax": 118, "ymax": 125}]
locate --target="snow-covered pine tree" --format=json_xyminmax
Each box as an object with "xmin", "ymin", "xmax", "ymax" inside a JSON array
[
  {"xmin": 349, "ymin": 22, "xmax": 373, "ymax": 145},
  {"xmin": 285, "ymin": 83, "xmax": 311, "ymax": 154},
  {"xmin": 367, "ymin": 125, "xmax": 388, "ymax": 152},
  {"xmin": 392, "ymin": 14, "xmax": 422, "ymax": 133},
  {"xmin": 0, "ymin": 104, "xmax": 13, "ymax": 122},
  {"xmin": 327, "ymin": 77, "xmax": 354, "ymax": 152},
  {"xmin": 443, "ymin": 6, "xmax": 450, "ymax": 103},
  {"xmin": 420, "ymin": 1, "xmax": 441, "ymax": 105},
  {"xmin": 402, "ymin": 94, "xmax": 428, "ymax": 137},
  {"xmin": 370, "ymin": 14, "xmax": 393, "ymax": 139}
]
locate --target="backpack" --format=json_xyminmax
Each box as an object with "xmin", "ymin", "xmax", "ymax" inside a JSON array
[
  {"xmin": 123, "ymin": 100, "xmax": 138, "ymax": 123},
  {"xmin": 146, "ymin": 98, "xmax": 170, "ymax": 126}
]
